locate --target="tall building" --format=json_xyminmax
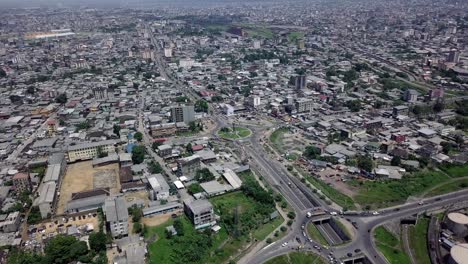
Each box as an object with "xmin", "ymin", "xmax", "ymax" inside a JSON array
[
  {"xmin": 104, "ymin": 196, "xmax": 129, "ymax": 238},
  {"xmin": 170, "ymin": 105, "xmax": 195, "ymax": 124},
  {"xmin": 253, "ymin": 40, "xmax": 261, "ymax": 49},
  {"xmin": 295, "ymin": 98, "xmax": 314, "ymax": 113},
  {"xmin": 93, "ymin": 87, "xmax": 108, "ymax": 100},
  {"xmin": 177, "ymin": 155, "xmax": 200, "ymax": 177},
  {"xmin": 12, "ymin": 172, "xmax": 31, "ymax": 193},
  {"xmin": 294, "ymin": 75, "xmax": 306, "ymax": 90},
  {"xmin": 404, "ymin": 89, "xmax": 419, "ymax": 102},
  {"xmin": 447, "ymin": 50, "xmax": 460, "ymax": 64},
  {"xmin": 164, "ymin": 48, "xmax": 172, "ymax": 58},
  {"xmin": 183, "ymin": 199, "xmax": 216, "ymax": 230}
]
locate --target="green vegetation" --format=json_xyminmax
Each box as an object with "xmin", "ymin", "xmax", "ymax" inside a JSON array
[
  {"xmin": 187, "ymin": 183, "xmax": 204, "ymax": 195},
  {"xmin": 131, "ymin": 145, "xmax": 146, "ymax": 164},
  {"xmin": 27, "ymin": 206, "xmax": 42, "ymax": 225},
  {"xmin": 306, "ymin": 176, "xmax": 356, "ymax": 210},
  {"xmin": 134, "ymin": 132, "xmax": 143, "ymax": 142},
  {"xmin": 350, "ymin": 170, "xmax": 449, "ymax": 208},
  {"xmin": 439, "ymin": 163, "xmax": 468, "ymax": 178},
  {"xmin": 253, "ymin": 216, "xmax": 284, "ymax": 241},
  {"xmin": 245, "ymin": 27, "xmax": 274, "ymax": 39},
  {"xmin": 146, "ymin": 217, "xmax": 231, "ymax": 264},
  {"xmin": 195, "ymin": 168, "xmax": 215, "ymax": 183},
  {"xmin": 409, "ymin": 217, "xmax": 431, "ymax": 264},
  {"xmin": 288, "ymin": 32, "xmax": 304, "ymax": 42},
  {"xmin": 8, "ymin": 234, "xmax": 106, "ymax": 264},
  {"xmin": 265, "ymin": 252, "xmax": 327, "ymax": 264},
  {"xmin": 303, "ymin": 145, "xmax": 321, "ymax": 159},
  {"xmin": 148, "ymin": 160, "xmax": 163, "ymax": 174},
  {"xmin": 147, "ymin": 171, "xmax": 278, "ymax": 264},
  {"xmin": 307, "ymin": 223, "xmax": 328, "ymax": 245},
  {"xmin": 426, "ymin": 178, "xmax": 468, "ymax": 197},
  {"xmin": 218, "ymin": 127, "xmax": 251, "ymax": 139},
  {"xmin": 269, "ymin": 127, "xmax": 289, "ymax": 152},
  {"xmin": 374, "ymin": 226, "xmax": 411, "ymax": 264}
]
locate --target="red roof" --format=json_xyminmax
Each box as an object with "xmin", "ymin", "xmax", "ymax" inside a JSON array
[
  {"xmin": 192, "ymin": 145, "xmax": 204, "ymax": 151},
  {"xmin": 154, "ymin": 138, "xmax": 167, "ymax": 143},
  {"xmin": 47, "ymin": 119, "xmax": 56, "ymax": 125},
  {"xmin": 13, "ymin": 173, "xmax": 28, "ymax": 180}
]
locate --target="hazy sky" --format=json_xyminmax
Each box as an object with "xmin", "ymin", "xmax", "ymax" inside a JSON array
[{"xmin": 0, "ymin": 0, "xmax": 272, "ymax": 8}]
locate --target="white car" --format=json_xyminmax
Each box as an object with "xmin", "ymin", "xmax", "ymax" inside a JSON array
[{"xmin": 372, "ymin": 211, "xmax": 380, "ymax": 215}]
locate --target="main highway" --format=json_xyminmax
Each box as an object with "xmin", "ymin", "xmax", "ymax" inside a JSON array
[{"xmin": 143, "ymin": 23, "xmax": 468, "ymax": 264}]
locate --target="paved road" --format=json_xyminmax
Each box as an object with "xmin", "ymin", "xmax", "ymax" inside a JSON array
[{"xmin": 142, "ymin": 24, "xmax": 468, "ymax": 264}]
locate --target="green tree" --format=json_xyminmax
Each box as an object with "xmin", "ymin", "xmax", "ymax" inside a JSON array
[
  {"xmin": 187, "ymin": 183, "xmax": 204, "ymax": 194},
  {"xmin": 195, "ymin": 100, "xmax": 209, "ymax": 112},
  {"xmin": 27, "ymin": 206, "xmax": 42, "ymax": 225},
  {"xmin": 113, "ymin": 124, "xmax": 121, "ymax": 136},
  {"xmin": 133, "ymin": 222, "xmax": 142, "ymax": 234},
  {"xmin": 303, "ymin": 145, "xmax": 321, "ymax": 159},
  {"xmin": 195, "ymin": 168, "xmax": 215, "ymax": 183},
  {"xmin": 345, "ymin": 100, "xmax": 361, "ymax": 112},
  {"xmin": 134, "ymin": 132, "xmax": 143, "ymax": 142},
  {"xmin": 287, "ymin": 211, "xmax": 296, "ymax": 219},
  {"xmin": 26, "ymin": 86, "xmax": 36, "ymax": 94},
  {"xmin": 433, "ymin": 101, "xmax": 445, "ymax": 113},
  {"xmin": 173, "ymin": 218, "xmax": 184, "ymax": 236},
  {"xmin": 96, "ymin": 146, "xmax": 108, "ymax": 158},
  {"xmin": 149, "ymin": 160, "xmax": 163, "ymax": 174},
  {"xmin": 44, "ymin": 235, "xmax": 89, "ymax": 264},
  {"xmin": 186, "ymin": 143, "xmax": 193, "ymax": 154},
  {"xmin": 131, "ymin": 145, "xmax": 146, "ymax": 164},
  {"xmin": 357, "ymin": 155, "xmax": 374, "ymax": 172},
  {"xmin": 89, "ymin": 231, "xmax": 107, "ymax": 252},
  {"xmin": 55, "ymin": 93, "xmax": 67, "ymax": 104},
  {"xmin": 391, "ymin": 156, "xmax": 401, "ymax": 166}
]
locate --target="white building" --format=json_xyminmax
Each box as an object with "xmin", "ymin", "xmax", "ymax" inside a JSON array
[
  {"xmin": 104, "ymin": 196, "xmax": 129, "ymax": 238},
  {"xmin": 67, "ymin": 140, "xmax": 116, "ymax": 162},
  {"xmin": 164, "ymin": 48, "xmax": 173, "ymax": 58}
]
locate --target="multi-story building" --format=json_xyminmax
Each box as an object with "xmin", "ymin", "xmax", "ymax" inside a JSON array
[
  {"xmin": 170, "ymin": 105, "xmax": 195, "ymax": 124},
  {"xmin": 34, "ymin": 181, "xmax": 56, "ymax": 218},
  {"xmin": 177, "ymin": 155, "xmax": 200, "ymax": 177},
  {"xmin": 183, "ymin": 199, "xmax": 216, "ymax": 230},
  {"xmin": 164, "ymin": 47, "xmax": 172, "ymax": 58},
  {"xmin": 447, "ymin": 49, "xmax": 460, "ymax": 64},
  {"xmin": 147, "ymin": 174, "xmax": 170, "ymax": 201},
  {"xmin": 294, "ymin": 75, "xmax": 306, "ymax": 90},
  {"xmin": 12, "ymin": 172, "xmax": 31, "ymax": 193},
  {"xmin": 246, "ymin": 96, "xmax": 261, "ymax": 108},
  {"xmin": 295, "ymin": 98, "xmax": 314, "ymax": 113},
  {"xmin": 1, "ymin": 211, "xmax": 21, "ymax": 232},
  {"xmin": 67, "ymin": 140, "xmax": 116, "ymax": 162},
  {"xmin": 404, "ymin": 89, "xmax": 419, "ymax": 102},
  {"xmin": 104, "ymin": 196, "xmax": 129, "ymax": 238},
  {"xmin": 47, "ymin": 119, "xmax": 57, "ymax": 136}
]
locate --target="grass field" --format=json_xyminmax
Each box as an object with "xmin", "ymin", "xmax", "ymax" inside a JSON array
[
  {"xmin": 307, "ymin": 223, "xmax": 329, "ymax": 246},
  {"xmin": 306, "ymin": 176, "xmax": 357, "ymax": 210},
  {"xmin": 269, "ymin": 127, "xmax": 288, "ymax": 152},
  {"xmin": 439, "ymin": 164, "xmax": 468, "ymax": 178},
  {"xmin": 409, "ymin": 217, "xmax": 431, "ymax": 264},
  {"xmin": 145, "ymin": 216, "xmax": 236, "ymax": 264},
  {"xmin": 349, "ymin": 170, "xmax": 450, "ymax": 208},
  {"xmin": 253, "ymin": 216, "xmax": 284, "ymax": 241},
  {"xmin": 374, "ymin": 226, "xmax": 411, "ymax": 264},
  {"xmin": 218, "ymin": 127, "xmax": 251, "ymax": 139},
  {"xmin": 245, "ymin": 27, "xmax": 274, "ymax": 39},
  {"xmin": 426, "ymin": 178, "xmax": 468, "ymax": 196},
  {"xmin": 288, "ymin": 32, "xmax": 304, "ymax": 42},
  {"xmin": 265, "ymin": 252, "xmax": 327, "ymax": 264}
]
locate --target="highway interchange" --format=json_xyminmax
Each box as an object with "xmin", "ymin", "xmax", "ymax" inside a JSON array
[{"xmin": 143, "ymin": 25, "xmax": 468, "ymax": 264}]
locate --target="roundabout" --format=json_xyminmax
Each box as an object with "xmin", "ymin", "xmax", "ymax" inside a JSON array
[{"xmin": 218, "ymin": 126, "xmax": 252, "ymax": 140}]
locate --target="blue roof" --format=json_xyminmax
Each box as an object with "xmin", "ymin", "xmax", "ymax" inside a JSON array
[{"xmin": 126, "ymin": 143, "xmax": 136, "ymax": 153}]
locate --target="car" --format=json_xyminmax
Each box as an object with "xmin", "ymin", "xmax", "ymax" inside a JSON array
[
  {"xmin": 303, "ymin": 231, "xmax": 307, "ymax": 237},
  {"xmin": 347, "ymin": 253, "xmax": 353, "ymax": 257},
  {"xmin": 435, "ymin": 198, "xmax": 442, "ymax": 201},
  {"xmin": 354, "ymin": 248, "xmax": 361, "ymax": 253},
  {"xmin": 296, "ymin": 237, "xmax": 301, "ymax": 243},
  {"xmin": 372, "ymin": 211, "xmax": 380, "ymax": 215},
  {"xmin": 418, "ymin": 201, "xmax": 424, "ymax": 205},
  {"xmin": 282, "ymin": 242, "xmax": 288, "ymax": 247},
  {"xmin": 301, "ymin": 225, "xmax": 305, "ymax": 229}
]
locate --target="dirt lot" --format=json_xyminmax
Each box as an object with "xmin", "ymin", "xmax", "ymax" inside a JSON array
[
  {"xmin": 317, "ymin": 168, "xmax": 359, "ymax": 198},
  {"xmin": 142, "ymin": 210, "xmax": 182, "ymax": 227},
  {"xmin": 31, "ymin": 213, "xmax": 99, "ymax": 242},
  {"xmin": 56, "ymin": 161, "xmax": 120, "ymax": 215},
  {"xmin": 124, "ymin": 191, "xmax": 151, "ymax": 207}
]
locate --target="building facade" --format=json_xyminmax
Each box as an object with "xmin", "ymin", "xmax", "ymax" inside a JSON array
[
  {"xmin": 104, "ymin": 196, "xmax": 129, "ymax": 238},
  {"xmin": 67, "ymin": 140, "xmax": 116, "ymax": 162},
  {"xmin": 183, "ymin": 199, "xmax": 216, "ymax": 230}
]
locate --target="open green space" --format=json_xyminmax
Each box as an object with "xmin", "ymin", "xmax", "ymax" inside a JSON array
[
  {"xmin": 269, "ymin": 127, "xmax": 289, "ymax": 153},
  {"xmin": 265, "ymin": 252, "xmax": 327, "ymax": 264},
  {"xmin": 426, "ymin": 178, "xmax": 468, "ymax": 197},
  {"xmin": 409, "ymin": 217, "xmax": 431, "ymax": 264},
  {"xmin": 288, "ymin": 32, "xmax": 304, "ymax": 42},
  {"xmin": 218, "ymin": 127, "xmax": 251, "ymax": 139},
  {"xmin": 145, "ymin": 216, "xmax": 231, "ymax": 264},
  {"xmin": 306, "ymin": 175, "xmax": 357, "ymax": 210},
  {"xmin": 307, "ymin": 223, "xmax": 329, "ymax": 246},
  {"xmin": 245, "ymin": 27, "xmax": 274, "ymax": 39},
  {"xmin": 374, "ymin": 226, "xmax": 411, "ymax": 264},
  {"xmin": 253, "ymin": 216, "xmax": 284, "ymax": 241},
  {"xmin": 349, "ymin": 170, "xmax": 450, "ymax": 209},
  {"xmin": 439, "ymin": 164, "xmax": 468, "ymax": 178}
]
